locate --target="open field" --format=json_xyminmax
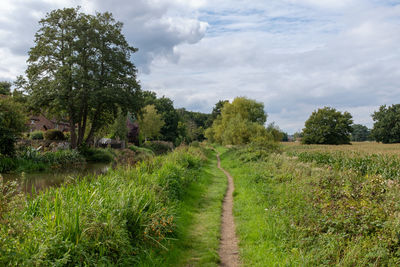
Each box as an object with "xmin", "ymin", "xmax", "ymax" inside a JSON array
[
  {"xmin": 219, "ymin": 143, "xmax": 400, "ymax": 266},
  {"xmin": 284, "ymin": 141, "xmax": 400, "ymax": 155}
]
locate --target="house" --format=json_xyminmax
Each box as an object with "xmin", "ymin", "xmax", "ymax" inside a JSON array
[{"xmin": 28, "ymin": 114, "xmax": 70, "ymax": 132}]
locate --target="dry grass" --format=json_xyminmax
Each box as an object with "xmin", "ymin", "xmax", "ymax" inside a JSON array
[{"xmin": 283, "ymin": 142, "xmax": 400, "ymax": 156}]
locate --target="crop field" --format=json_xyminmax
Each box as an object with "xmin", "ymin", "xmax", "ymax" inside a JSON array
[{"xmin": 219, "ymin": 142, "xmax": 400, "ymax": 266}]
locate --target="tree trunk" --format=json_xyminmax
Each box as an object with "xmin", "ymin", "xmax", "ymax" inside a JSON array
[{"xmin": 70, "ymin": 120, "xmax": 77, "ymax": 149}]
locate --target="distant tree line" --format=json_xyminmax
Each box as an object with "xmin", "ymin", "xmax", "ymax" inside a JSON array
[{"xmin": 300, "ymin": 104, "xmax": 400, "ymax": 145}]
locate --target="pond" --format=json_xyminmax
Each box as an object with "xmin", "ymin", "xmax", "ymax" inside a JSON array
[{"xmin": 1, "ymin": 163, "xmax": 111, "ymax": 194}]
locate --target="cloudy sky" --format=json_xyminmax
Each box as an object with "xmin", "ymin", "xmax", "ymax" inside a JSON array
[{"xmin": 1, "ymin": 0, "xmax": 400, "ymax": 133}]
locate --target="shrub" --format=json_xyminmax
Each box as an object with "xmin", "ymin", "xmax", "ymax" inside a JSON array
[
  {"xmin": 143, "ymin": 141, "xmax": 173, "ymax": 155},
  {"xmin": 44, "ymin": 129, "xmax": 65, "ymax": 141},
  {"xmin": 0, "ymin": 98, "xmax": 27, "ymax": 156},
  {"xmin": 80, "ymin": 147, "xmax": 114, "ymax": 163},
  {"xmin": 0, "ymin": 156, "xmax": 17, "ymax": 172},
  {"xmin": 29, "ymin": 131, "xmax": 44, "ymax": 140},
  {"xmin": 64, "ymin": 132, "xmax": 71, "ymax": 141}
]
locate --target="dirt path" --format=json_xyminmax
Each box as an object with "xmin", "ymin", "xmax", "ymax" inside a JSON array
[{"xmin": 217, "ymin": 153, "xmax": 240, "ymax": 267}]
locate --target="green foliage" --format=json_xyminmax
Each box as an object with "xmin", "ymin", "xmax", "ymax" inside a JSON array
[
  {"xmin": 206, "ymin": 100, "xmax": 229, "ymax": 127},
  {"xmin": 288, "ymin": 150, "xmax": 400, "ymax": 180},
  {"xmin": 0, "ymin": 148, "xmax": 84, "ymax": 173},
  {"xmin": 143, "ymin": 141, "xmax": 174, "ymax": 155},
  {"xmin": 302, "ymin": 107, "xmax": 353, "ymax": 145},
  {"xmin": 220, "ymin": 146, "xmax": 400, "ymax": 266},
  {"xmin": 351, "ymin": 124, "xmax": 371, "ymax": 141},
  {"xmin": 139, "ymin": 105, "xmax": 165, "ymax": 141},
  {"xmin": 142, "ymin": 92, "xmax": 180, "ymax": 143},
  {"xmin": 0, "ymin": 98, "xmax": 27, "ymax": 156},
  {"xmin": 79, "ymin": 147, "xmax": 114, "ymax": 163},
  {"xmin": 25, "ymin": 7, "xmax": 142, "ymax": 148},
  {"xmin": 0, "ymin": 147, "xmax": 205, "ymax": 265},
  {"xmin": 206, "ymin": 97, "xmax": 273, "ymax": 145},
  {"xmin": 176, "ymin": 108, "xmax": 211, "ymax": 143},
  {"xmin": 29, "ymin": 130, "xmax": 44, "ymax": 140},
  {"xmin": 43, "ymin": 129, "xmax": 65, "ymax": 141},
  {"xmin": 0, "ymin": 81, "xmax": 11, "ymax": 95},
  {"xmin": 371, "ymin": 104, "xmax": 400, "ymax": 143},
  {"xmin": 111, "ymin": 109, "xmax": 128, "ymax": 141},
  {"xmin": 266, "ymin": 122, "xmax": 284, "ymax": 142}
]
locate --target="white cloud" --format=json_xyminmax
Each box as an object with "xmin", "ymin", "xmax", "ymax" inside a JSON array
[{"xmin": 1, "ymin": 0, "xmax": 400, "ymax": 133}]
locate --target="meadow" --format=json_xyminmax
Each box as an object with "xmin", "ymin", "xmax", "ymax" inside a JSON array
[{"xmin": 219, "ymin": 142, "xmax": 400, "ymax": 266}]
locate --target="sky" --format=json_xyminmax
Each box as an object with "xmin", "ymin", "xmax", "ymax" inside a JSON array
[{"xmin": 1, "ymin": 0, "xmax": 400, "ymax": 134}]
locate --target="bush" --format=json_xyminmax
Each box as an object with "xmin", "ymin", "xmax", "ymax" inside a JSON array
[
  {"xmin": 64, "ymin": 132, "xmax": 71, "ymax": 141},
  {"xmin": 143, "ymin": 141, "xmax": 173, "ymax": 155},
  {"xmin": 79, "ymin": 147, "xmax": 114, "ymax": 163},
  {"xmin": 0, "ymin": 98, "xmax": 27, "ymax": 156},
  {"xmin": 29, "ymin": 131, "xmax": 44, "ymax": 140},
  {"xmin": 44, "ymin": 129, "xmax": 65, "ymax": 141}
]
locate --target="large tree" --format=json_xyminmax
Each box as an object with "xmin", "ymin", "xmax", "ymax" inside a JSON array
[
  {"xmin": 302, "ymin": 107, "xmax": 353, "ymax": 145},
  {"xmin": 371, "ymin": 104, "xmax": 400, "ymax": 143},
  {"xmin": 25, "ymin": 8, "xmax": 142, "ymax": 148},
  {"xmin": 143, "ymin": 91, "xmax": 179, "ymax": 143},
  {"xmin": 205, "ymin": 97, "xmax": 272, "ymax": 145},
  {"xmin": 139, "ymin": 105, "xmax": 165, "ymax": 141}
]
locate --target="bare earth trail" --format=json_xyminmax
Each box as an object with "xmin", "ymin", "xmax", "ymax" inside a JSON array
[{"xmin": 217, "ymin": 153, "xmax": 241, "ymax": 267}]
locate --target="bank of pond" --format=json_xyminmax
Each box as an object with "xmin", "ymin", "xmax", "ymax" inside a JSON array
[{"xmin": 0, "ymin": 146, "xmax": 206, "ymax": 265}]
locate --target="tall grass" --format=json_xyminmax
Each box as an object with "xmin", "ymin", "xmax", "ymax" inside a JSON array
[
  {"xmin": 220, "ymin": 145, "xmax": 400, "ymax": 266},
  {"xmin": 0, "ymin": 149, "xmax": 85, "ymax": 173},
  {"xmin": 0, "ymin": 146, "xmax": 206, "ymax": 266},
  {"xmin": 288, "ymin": 151, "xmax": 400, "ymax": 180}
]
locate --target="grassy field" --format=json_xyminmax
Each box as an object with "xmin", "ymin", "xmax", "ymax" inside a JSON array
[
  {"xmin": 219, "ymin": 143, "xmax": 400, "ymax": 266},
  {"xmin": 0, "ymin": 145, "xmax": 227, "ymax": 266},
  {"xmin": 284, "ymin": 141, "xmax": 400, "ymax": 155}
]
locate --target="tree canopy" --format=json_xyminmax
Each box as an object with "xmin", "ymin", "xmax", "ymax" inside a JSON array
[
  {"xmin": 0, "ymin": 81, "xmax": 11, "ymax": 95},
  {"xmin": 371, "ymin": 104, "xmax": 400, "ymax": 143},
  {"xmin": 205, "ymin": 97, "xmax": 272, "ymax": 145},
  {"xmin": 302, "ymin": 107, "xmax": 353, "ymax": 145},
  {"xmin": 139, "ymin": 105, "xmax": 165, "ymax": 141},
  {"xmin": 24, "ymin": 7, "xmax": 142, "ymax": 148},
  {"xmin": 0, "ymin": 98, "xmax": 27, "ymax": 156},
  {"xmin": 351, "ymin": 124, "xmax": 371, "ymax": 142}
]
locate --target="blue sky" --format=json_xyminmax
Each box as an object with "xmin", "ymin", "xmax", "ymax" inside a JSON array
[{"xmin": 1, "ymin": 0, "xmax": 400, "ymax": 133}]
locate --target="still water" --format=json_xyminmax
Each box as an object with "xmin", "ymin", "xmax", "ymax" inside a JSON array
[{"xmin": 1, "ymin": 163, "xmax": 110, "ymax": 194}]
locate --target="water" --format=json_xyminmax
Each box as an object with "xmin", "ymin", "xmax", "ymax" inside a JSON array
[{"xmin": 1, "ymin": 163, "xmax": 110, "ymax": 194}]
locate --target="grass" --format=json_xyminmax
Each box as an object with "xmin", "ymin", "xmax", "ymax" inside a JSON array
[
  {"xmin": 0, "ymin": 146, "xmax": 207, "ymax": 265},
  {"xmin": 219, "ymin": 144, "xmax": 400, "ymax": 266},
  {"xmin": 159, "ymin": 148, "xmax": 227, "ymax": 266},
  {"xmin": 0, "ymin": 149, "xmax": 85, "ymax": 173},
  {"xmin": 0, "ymin": 145, "xmax": 229, "ymax": 266}
]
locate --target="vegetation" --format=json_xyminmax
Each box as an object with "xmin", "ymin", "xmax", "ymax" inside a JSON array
[
  {"xmin": 0, "ymin": 146, "xmax": 207, "ymax": 265},
  {"xmin": 0, "ymin": 148, "xmax": 84, "ymax": 173},
  {"xmin": 302, "ymin": 107, "xmax": 353, "ymax": 145},
  {"xmin": 0, "ymin": 98, "xmax": 27, "ymax": 156},
  {"xmin": 143, "ymin": 141, "xmax": 173, "ymax": 155},
  {"xmin": 24, "ymin": 7, "xmax": 142, "ymax": 148},
  {"xmin": 143, "ymin": 92, "xmax": 180, "ymax": 143},
  {"xmin": 139, "ymin": 105, "xmax": 165, "ymax": 141},
  {"xmin": 0, "ymin": 81, "xmax": 11, "ymax": 95},
  {"xmin": 351, "ymin": 124, "xmax": 371, "ymax": 141},
  {"xmin": 29, "ymin": 130, "xmax": 44, "ymax": 140},
  {"xmin": 219, "ymin": 143, "xmax": 400, "ymax": 265},
  {"xmin": 43, "ymin": 129, "xmax": 65, "ymax": 141},
  {"xmin": 205, "ymin": 97, "xmax": 273, "ymax": 145},
  {"xmin": 372, "ymin": 104, "xmax": 400, "ymax": 143}
]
